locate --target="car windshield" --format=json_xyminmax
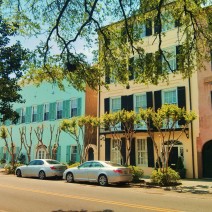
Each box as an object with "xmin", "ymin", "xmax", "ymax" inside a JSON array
[
  {"xmin": 105, "ymin": 161, "xmax": 124, "ymax": 167},
  {"xmin": 46, "ymin": 160, "xmax": 61, "ymax": 165}
]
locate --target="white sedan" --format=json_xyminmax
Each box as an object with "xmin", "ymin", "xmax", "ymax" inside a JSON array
[
  {"xmin": 15, "ymin": 159, "xmax": 67, "ymax": 179},
  {"xmin": 63, "ymin": 160, "xmax": 132, "ymax": 186}
]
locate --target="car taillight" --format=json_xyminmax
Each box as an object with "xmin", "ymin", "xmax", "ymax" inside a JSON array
[
  {"xmin": 50, "ymin": 166, "xmax": 56, "ymax": 170},
  {"xmin": 113, "ymin": 169, "xmax": 123, "ymax": 174}
]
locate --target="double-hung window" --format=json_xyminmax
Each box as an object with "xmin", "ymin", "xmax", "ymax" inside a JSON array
[
  {"xmin": 56, "ymin": 101, "xmax": 63, "ymax": 119},
  {"xmin": 21, "ymin": 108, "xmax": 26, "ymax": 124},
  {"xmin": 162, "ymin": 46, "xmax": 176, "ymax": 73},
  {"xmin": 70, "ymin": 99, "xmax": 78, "ymax": 117},
  {"xmin": 134, "ymin": 22, "xmax": 146, "ymax": 40},
  {"xmin": 163, "ymin": 89, "xmax": 177, "ymax": 105},
  {"xmin": 134, "ymin": 94, "xmax": 147, "ymax": 129},
  {"xmin": 162, "ymin": 88, "xmax": 178, "ymax": 128},
  {"xmin": 161, "ymin": 11, "xmax": 175, "ymax": 32},
  {"xmin": 44, "ymin": 103, "xmax": 49, "ymax": 121},
  {"xmin": 70, "ymin": 146, "xmax": 77, "ymax": 163},
  {"xmin": 111, "ymin": 97, "xmax": 121, "ymax": 113},
  {"xmin": 32, "ymin": 105, "xmax": 37, "ymax": 122},
  {"xmin": 137, "ymin": 138, "xmax": 148, "ymax": 166},
  {"xmin": 111, "ymin": 97, "xmax": 121, "ymax": 130}
]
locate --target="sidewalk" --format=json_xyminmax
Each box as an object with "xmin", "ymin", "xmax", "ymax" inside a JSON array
[{"xmin": 139, "ymin": 178, "xmax": 212, "ymax": 194}]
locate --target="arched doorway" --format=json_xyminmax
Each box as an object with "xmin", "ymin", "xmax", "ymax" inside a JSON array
[
  {"xmin": 88, "ymin": 147, "xmax": 94, "ymax": 161},
  {"xmin": 203, "ymin": 140, "xmax": 212, "ymax": 178}
]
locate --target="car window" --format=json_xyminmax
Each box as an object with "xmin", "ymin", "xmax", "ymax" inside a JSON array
[
  {"xmin": 80, "ymin": 162, "xmax": 92, "ymax": 168},
  {"xmin": 46, "ymin": 160, "xmax": 61, "ymax": 165},
  {"xmin": 36, "ymin": 160, "xmax": 44, "ymax": 165},
  {"xmin": 91, "ymin": 162, "xmax": 104, "ymax": 168},
  {"xmin": 28, "ymin": 160, "xmax": 36, "ymax": 165}
]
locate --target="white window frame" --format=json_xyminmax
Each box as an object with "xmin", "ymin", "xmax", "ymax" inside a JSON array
[
  {"xmin": 162, "ymin": 88, "xmax": 179, "ymax": 128},
  {"xmin": 37, "ymin": 147, "xmax": 47, "ymax": 159},
  {"xmin": 161, "ymin": 11, "xmax": 175, "ymax": 32},
  {"xmin": 134, "ymin": 93, "xmax": 147, "ymax": 129},
  {"xmin": 111, "ymin": 139, "xmax": 122, "ymax": 165},
  {"xmin": 43, "ymin": 103, "xmax": 49, "ymax": 121},
  {"xmin": 110, "ymin": 97, "xmax": 121, "ymax": 130},
  {"xmin": 70, "ymin": 98, "xmax": 78, "ymax": 117},
  {"xmin": 136, "ymin": 138, "xmax": 148, "ymax": 167},
  {"xmin": 56, "ymin": 101, "xmax": 63, "ymax": 119},
  {"xmin": 32, "ymin": 105, "xmax": 37, "ymax": 122},
  {"xmin": 70, "ymin": 145, "xmax": 78, "ymax": 163},
  {"xmin": 162, "ymin": 46, "xmax": 176, "ymax": 73},
  {"xmin": 162, "ymin": 88, "xmax": 177, "ymax": 105},
  {"xmin": 134, "ymin": 22, "xmax": 146, "ymax": 39}
]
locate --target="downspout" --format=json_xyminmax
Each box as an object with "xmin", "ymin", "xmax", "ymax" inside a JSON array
[
  {"xmin": 97, "ymin": 84, "xmax": 101, "ymax": 160},
  {"xmin": 188, "ymin": 77, "xmax": 195, "ymax": 178}
]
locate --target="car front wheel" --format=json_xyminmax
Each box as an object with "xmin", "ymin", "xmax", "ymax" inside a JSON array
[
  {"xmin": 16, "ymin": 169, "xmax": 22, "ymax": 177},
  {"xmin": 98, "ymin": 174, "xmax": 108, "ymax": 186},
  {"xmin": 66, "ymin": 172, "xmax": 74, "ymax": 183},
  {"xmin": 38, "ymin": 171, "xmax": 46, "ymax": 180}
]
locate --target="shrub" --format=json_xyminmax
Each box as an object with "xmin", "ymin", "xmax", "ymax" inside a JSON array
[
  {"xmin": 17, "ymin": 153, "xmax": 26, "ymax": 164},
  {"xmin": 67, "ymin": 162, "xmax": 80, "ymax": 168},
  {"xmin": 176, "ymin": 157, "xmax": 186, "ymax": 179},
  {"xmin": 4, "ymin": 163, "xmax": 22, "ymax": 175},
  {"xmin": 150, "ymin": 167, "xmax": 180, "ymax": 186},
  {"xmin": 129, "ymin": 166, "xmax": 144, "ymax": 183},
  {"xmin": 0, "ymin": 158, "xmax": 6, "ymax": 164}
]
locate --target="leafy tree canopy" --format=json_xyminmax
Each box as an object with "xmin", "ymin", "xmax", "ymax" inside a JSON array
[
  {"xmin": 1, "ymin": 0, "xmax": 211, "ymax": 90},
  {"xmin": 0, "ymin": 11, "xmax": 29, "ymax": 122}
]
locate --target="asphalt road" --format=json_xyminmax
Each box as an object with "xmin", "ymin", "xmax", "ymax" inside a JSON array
[{"xmin": 0, "ymin": 174, "xmax": 211, "ymax": 212}]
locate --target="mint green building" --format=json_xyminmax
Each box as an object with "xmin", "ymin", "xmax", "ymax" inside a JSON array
[{"xmin": 0, "ymin": 81, "xmax": 97, "ymax": 164}]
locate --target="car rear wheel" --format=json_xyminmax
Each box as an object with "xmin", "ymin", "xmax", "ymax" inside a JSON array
[
  {"xmin": 39, "ymin": 171, "xmax": 46, "ymax": 180},
  {"xmin": 66, "ymin": 172, "xmax": 74, "ymax": 183},
  {"xmin": 98, "ymin": 174, "xmax": 108, "ymax": 186},
  {"xmin": 16, "ymin": 169, "xmax": 22, "ymax": 177}
]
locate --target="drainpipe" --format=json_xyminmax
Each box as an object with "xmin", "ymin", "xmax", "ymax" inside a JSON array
[
  {"xmin": 97, "ymin": 84, "xmax": 101, "ymax": 160},
  {"xmin": 188, "ymin": 77, "xmax": 195, "ymax": 178}
]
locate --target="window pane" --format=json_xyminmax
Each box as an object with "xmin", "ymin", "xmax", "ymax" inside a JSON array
[
  {"xmin": 71, "ymin": 99, "xmax": 78, "ymax": 117},
  {"xmin": 164, "ymin": 90, "xmax": 177, "ymax": 104},
  {"xmin": 111, "ymin": 98, "xmax": 121, "ymax": 112},
  {"xmin": 137, "ymin": 139, "xmax": 148, "ymax": 166}
]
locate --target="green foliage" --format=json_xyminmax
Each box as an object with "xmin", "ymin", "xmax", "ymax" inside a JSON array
[
  {"xmin": 17, "ymin": 153, "xmax": 26, "ymax": 164},
  {"xmin": 0, "ymin": 16, "xmax": 29, "ymax": 122},
  {"xmin": 0, "ymin": 126, "xmax": 8, "ymax": 139},
  {"xmin": 0, "ymin": 158, "xmax": 6, "ymax": 164},
  {"xmin": 176, "ymin": 157, "xmax": 186, "ymax": 179},
  {"xmin": 129, "ymin": 166, "xmax": 144, "ymax": 183},
  {"xmin": 151, "ymin": 167, "xmax": 180, "ymax": 186},
  {"xmin": 4, "ymin": 163, "xmax": 22, "ymax": 175}
]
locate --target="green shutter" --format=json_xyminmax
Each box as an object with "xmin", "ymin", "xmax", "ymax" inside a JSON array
[
  {"xmin": 66, "ymin": 145, "xmax": 70, "ymax": 163},
  {"xmin": 56, "ymin": 146, "xmax": 61, "ymax": 162},
  {"xmin": 25, "ymin": 107, "xmax": 32, "ymax": 124},
  {"xmin": 49, "ymin": 102, "xmax": 56, "ymax": 121},
  {"xmin": 77, "ymin": 98, "xmax": 82, "ymax": 116},
  {"xmin": 62, "ymin": 100, "xmax": 70, "ymax": 118},
  {"xmin": 37, "ymin": 104, "xmax": 43, "ymax": 122}
]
